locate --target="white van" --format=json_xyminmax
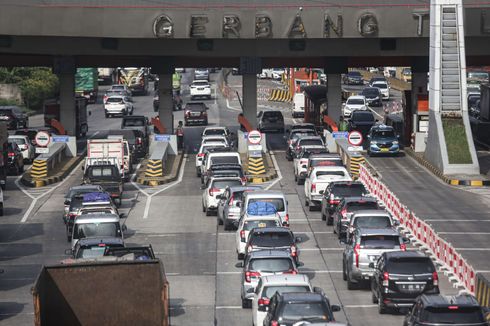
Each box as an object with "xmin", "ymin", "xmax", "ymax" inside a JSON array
[
  {"xmin": 241, "ymin": 191, "xmax": 289, "ymax": 226},
  {"xmin": 201, "ymin": 151, "xmax": 242, "ymax": 178},
  {"xmin": 292, "ymin": 92, "xmax": 305, "ymax": 118}
]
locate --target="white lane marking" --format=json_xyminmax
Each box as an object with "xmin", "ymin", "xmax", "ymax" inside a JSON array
[
  {"xmin": 215, "ymin": 306, "xmax": 242, "ymax": 309},
  {"xmin": 344, "ymin": 304, "xmax": 377, "ymax": 308},
  {"xmin": 438, "ymin": 232, "xmax": 490, "ymax": 235},
  {"xmin": 265, "ymin": 151, "xmax": 282, "ymax": 190},
  {"xmin": 225, "ymin": 98, "xmax": 241, "ymax": 112},
  {"xmin": 425, "ymin": 219, "xmax": 490, "ymax": 222},
  {"xmin": 454, "ymin": 248, "xmax": 490, "ymax": 251},
  {"xmin": 366, "ymin": 106, "xmax": 384, "ymax": 120},
  {"xmin": 292, "ymin": 118, "xmax": 298, "ymax": 124},
  {"xmin": 15, "ymin": 176, "xmax": 35, "ymax": 200},
  {"xmin": 300, "ymin": 248, "xmax": 344, "ymax": 251}
]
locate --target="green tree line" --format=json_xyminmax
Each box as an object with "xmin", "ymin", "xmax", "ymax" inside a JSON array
[{"xmin": 0, "ymin": 67, "xmax": 59, "ymax": 111}]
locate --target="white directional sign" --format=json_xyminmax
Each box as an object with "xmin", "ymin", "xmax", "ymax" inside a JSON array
[
  {"xmin": 35, "ymin": 131, "xmax": 51, "ymax": 147},
  {"xmin": 247, "ymin": 130, "xmax": 262, "ymax": 145},
  {"xmin": 347, "ymin": 131, "xmax": 363, "ymax": 146}
]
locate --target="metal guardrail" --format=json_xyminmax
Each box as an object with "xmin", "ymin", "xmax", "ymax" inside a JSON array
[
  {"xmin": 145, "ymin": 142, "xmax": 169, "ymax": 177},
  {"xmin": 335, "ymin": 138, "xmax": 366, "ymax": 177},
  {"xmin": 30, "ymin": 143, "xmax": 67, "ymax": 179}
]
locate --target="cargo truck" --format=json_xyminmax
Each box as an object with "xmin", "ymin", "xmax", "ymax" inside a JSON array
[
  {"xmin": 43, "ymin": 97, "xmax": 88, "ymax": 138},
  {"xmin": 97, "ymin": 68, "xmax": 115, "ymax": 85},
  {"xmin": 117, "ymin": 67, "xmax": 149, "ymax": 95},
  {"xmin": 32, "ymin": 260, "xmax": 169, "ymax": 326},
  {"xmin": 75, "ymin": 68, "xmax": 99, "ymax": 104},
  {"xmin": 0, "ymin": 123, "xmax": 8, "ymax": 190},
  {"xmin": 86, "ymin": 138, "xmax": 127, "ymax": 179}
]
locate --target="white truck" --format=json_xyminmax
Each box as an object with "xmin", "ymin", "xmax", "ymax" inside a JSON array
[
  {"xmin": 86, "ymin": 139, "xmax": 126, "ymax": 180},
  {"xmin": 304, "ymin": 166, "xmax": 351, "ymax": 211}
]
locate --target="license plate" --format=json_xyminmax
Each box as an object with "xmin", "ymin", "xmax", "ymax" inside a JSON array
[
  {"xmin": 401, "ymin": 283, "xmax": 424, "ymax": 291},
  {"xmin": 191, "ymin": 112, "xmax": 201, "ymax": 117},
  {"xmin": 380, "ymin": 148, "xmax": 389, "ymax": 152},
  {"xmin": 198, "ymin": 88, "xmax": 204, "ymax": 90}
]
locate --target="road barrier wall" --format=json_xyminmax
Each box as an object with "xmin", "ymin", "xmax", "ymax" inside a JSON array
[
  {"xmin": 335, "ymin": 139, "xmax": 365, "ymax": 177},
  {"xmin": 358, "ymin": 163, "xmax": 478, "ymax": 295},
  {"xmin": 145, "ymin": 142, "xmax": 169, "ymax": 178},
  {"xmin": 31, "ymin": 143, "xmax": 67, "ymax": 179}
]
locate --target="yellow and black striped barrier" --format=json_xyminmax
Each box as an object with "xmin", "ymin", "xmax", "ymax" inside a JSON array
[
  {"xmin": 476, "ymin": 274, "xmax": 490, "ymax": 308},
  {"xmin": 269, "ymin": 89, "xmax": 292, "ymax": 102},
  {"xmin": 145, "ymin": 159, "xmax": 164, "ymax": 177},
  {"xmin": 30, "ymin": 159, "xmax": 48, "ymax": 178},
  {"xmin": 349, "ymin": 156, "xmax": 365, "ymax": 177},
  {"xmin": 248, "ymin": 157, "xmax": 266, "ymax": 175}
]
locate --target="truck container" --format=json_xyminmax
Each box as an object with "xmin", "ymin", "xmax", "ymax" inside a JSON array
[
  {"xmin": 0, "ymin": 123, "xmax": 8, "ymax": 189},
  {"xmin": 97, "ymin": 68, "xmax": 115, "ymax": 85},
  {"xmin": 44, "ymin": 97, "xmax": 88, "ymax": 138},
  {"xmin": 75, "ymin": 68, "xmax": 99, "ymax": 104},
  {"xmin": 32, "ymin": 260, "xmax": 169, "ymax": 326},
  {"xmin": 86, "ymin": 138, "xmax": 126, "ymax": 178}
]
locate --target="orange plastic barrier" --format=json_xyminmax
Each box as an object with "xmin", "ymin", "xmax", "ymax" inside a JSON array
[
  {"xmin": 417, "ymin": 94, "xmax": 429, "ymax": 112},
  {"xmin": 151, "ymin": 116, "xmax": 166, "ymax": 134},
  {"xmin": 238, "ymin": 113, "xmax": 253, "ymax": 132},
  {"xmin": 322, "ymin": 115, "xmax": 338, "ymax": 132},
  {"xmin": 49, "ymin": 119, "xmax": 66, "ymax": 135}
]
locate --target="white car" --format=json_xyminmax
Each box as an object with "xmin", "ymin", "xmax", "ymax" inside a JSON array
[
  {"xmin": 270, "ymin": 68, "xmax": 285, "ymax": 80},
  {"xmin": 250, "ymin": 274, "xmax": 314, "ymax": 326},
  {"xmin": 190, "ymin": 80, "xmax": 211, "ymax": 100},
  {"xmin": 8, "ymin": 135, "xmax": 35, "ymax": 163},
  {"xmin": 202, "ymin": 177, "xmax": 243, "ymax": 216},
  {"xmin": 235, "ymin": 215, "xmax": 282, "ymax": 259},
  {"xmin": 201, "ymin": 135, "xmax": 229, "ymax": 147},
  {"xmin": 200, "ymin": 151, "xmax": 241, "ymax": 181},
  {"xmin": 104, "ymin": 96, "xmax": 133, "ymax": 118},
  {"xmin": 195, "ymin": 142, "xmax": 228, "ymax": 176},
  {"xmin": 304, "ymin": 166, "xmax": 351, "ymax": 211},
  {"xmin": 343, "ymin": 95, "xmax": 367, "ymax": 117},
  {"xmin": 241, "ymin": 191, "xmax": 290, "ymax": 227},
  {"xmin": 259, "ymin": 69, "xmax": 271, "ymax": 79},
  {"xmin": 202, "ymin": 127, "xmax": 230, "ymax": 139},
  {"xmin": 372, "ymin": 81, "xmax": 390, "ymax": 100},
  {"xmin": 292, "ymin": 92, "xmax": 305, "ymax": 118}
]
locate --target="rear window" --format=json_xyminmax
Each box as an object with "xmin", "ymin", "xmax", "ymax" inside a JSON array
[
  {"xmin": 106, "ymin": 97, "xmax": 123, "ymax": 103},
  {"xmin": 352, "ymin": 112, "xmax": 375, "ymax": 122},
  {"xmin": 89, "ymin": 167, "xmax": 118, "ymax": 178},
  {"xmin": 420, "ymin": 307, "xmax": 485, "ymax": 324},
  {"xmin": 73, "ymin": 222, "xmax": 120, "ymax": 240},
  {"xmin": 353, "ymin": 215, "xmax": 391, "ymax": 229},
  {"xmin": 122, "ymin": 119, "xmax": 144, "ymax": 127},
  {"xmin": 249, "ymin": 258, "xmax": 293, "ymax": 272},
  {"xmin": 362, "ymin": 88, "xmax": 380, "ymax": 96},
  {"xmin": 372, "ymin": 130, "xmax": 395, "ymax": 138},
  {"xmin": 9, "ymin": 138, "xmax": 26, "ymax": 145},
  {"xmin": 204, "ymin": 129, "xmax": 226, "ymax": 136},
  {"xmin": 213, "ymin": 170, "xmax": 242, "ymax": 178},
  {"xmin": 299, "ymin": 139, "xmax": 323, "ymax": 147},
  {"xmin": 387, "ymin": 258, "xmax": 435, "ymax": 274},
  {"xmin": 243, "ymin": 219, "xmax": 280, "ymax": 231},
  {"xmin": 348, "ymin": 71, "xmax": 362, "ymax": 77},
  {"xmin": 373, "ymin": 83, "xmax": 388, "ymax": 89},
  {"xmin": 346, "ymin": 201, "xmax": 378, "ymax": 211},
  {"xmin": 77, "ymin": 247, "xmax": 107, "ymax": 259},
  {"xmin": 249, "ymin": 198, "xmax": 285, "ymax": 212},
  {"xmin": 263, "ymin": 111, "xmax": 283, "ymax": 119},
  {"xmin": 360, "ymin": 235, "xmax": 400, "ymax": 249},
  {"xmin": 250, "ymin": 232, "xmax": 293, "ymax": 247},
  {"xmin": 211, "ymin": 156, "xmax": 239, "ymax": 165},
  {"xmin": 316, "ymin": 170, "xmax": 346, "ymax": 178},
  {"xmin": 347, "ymin": 98, "xmax": 365, "ymax": 105},
  {"xmin": 332, "ymin": 184, "xmax": 367, "ymax": 197},
  {"xmin": 262, "ymin": 286, "xmax": 310, "ymax": 299},
  {"xmin": 186, "ymin": 104, "xmax": 206, "ymax": 111},
  {"xmin": 111, "ymin": 85, "xmax": 125, "ymax": 90},
  {"xmin": 280, "ymin": 303, "xmax": 331, "ymax": 321},
  {"xmin": 212, "ymin": 179, "xmax": 242, "ymax": 189}
]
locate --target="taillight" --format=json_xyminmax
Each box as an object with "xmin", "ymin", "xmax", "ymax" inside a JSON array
[
  {"xmin": 382, "ymin": 272, "xmax": 389, "ymax": 287},
  {"xmin": 245, "ymin": 271, "xmax": 260, "ymax": 282},
  {"xmin": 284, "ymin": 269, "xmax": 297, "ymax": 275},
  {"xmin": 241, "ymin": 176, "xmax": 247, "ymax": 184},
  {"xmin": 433, "ymin": 272, "xmax": 439, "ymax": 286},
  {"xmin": 185, "ymin": 110, "xmax": 191, "ymax": 116},
  {"xmin": 69, "ymin": 213, "xmax": 77, "ymax": 221},
  {"xmin": 354, "ymin": 244, "xmax": 360, "ymax": 267},
  {"xmin": 400, "ymin": 243, "xmax": 407, "ymax": 251},
  {"xmin": 341, "ymin": 208, "xmax": 347, "ymax": 219},
  {"xmin": 257, "ymin": 298, "xmax": 270, "ymax": 306},
  {"xmin": 228, "ymin": 195, "xmax": 234, "ymax": 206},
  {"xmin": 209, "ymin": 187, "xmax": 219, "ymax": 196},
  {"xmin": 448, "ymin": 305, "xmax": 459, "ymax": 310},
  {"xmin": 284, "ymin": 214, "xmax": 289, "ymax": 223},
  {"xmin": 136, "ymin": 137, "xmax": 142, "ymax": 145},
  {"xmin": 271, "ymin": 321, "xmax": 278, "ymax": 326},
  {"xmin": 311, "ymin": 183, "xmax": 316, "ymax": 192},
  {"xmin": 197, "ymin": 153, "xmax": 205, "ymax": 157},
  {"xmin": 240, "ymin": 230, "xmax": 245, "ymax": 241},
  {"xmin": 290, "ymin": 245, "xmax": 297, "ymax": 257},
  {"xmin": 8, "ymin": 152, "xmax": 14, "ymax": 157},
  {"xmin": 202, "ymin": 111, "xmax": 208, "ymax": 116}
]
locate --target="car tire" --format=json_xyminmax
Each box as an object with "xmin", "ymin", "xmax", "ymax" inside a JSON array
[
  {"xmin": 241, "ymin": 298, "xmax": 251, "ymax": 309},
  {"xmin": 223, "ymin": 221, "xmax": 230, "ymax": 231},
  {"xmin": 218, "ymin": 217, "xmax": 223, "ymax": 225},
  {"xmin": 342, "ymin": 261, "xmax": 347, "ymax": 281},
  {"xmin": 305, "ymin": 199, "xmax": 309, "ymax": 207},
  {"xmin": 237, "ymin": 252, "xmax": 244, "ymax": 260},
  {"xmin": 205, "ymin": 208, "xmax": 212, "ymax": 216},
  {"xmin": 308, "ymin": 205, "xmax": 315, "ymax": 212},
  {"xmin": 0, "ymin": 204, "xmax": 3, "ymax": 216},
  {"xmin": 202, "ymin": 203, "xmax": 206, "ymax": 212},
  {"xmin": 372, "ymin": 288, "xmax": 379, "ymax": 304},
  {"xmin": 321, "ymin": 213, "xmax": 326, "ymax": 221},
  {"xmin": 327, "ymin": 216, "xmax": 333, "ymax": 226},
  {"xmin": 196, "ymin": 170, "xmax": 201, "ymax": 177},
  {"xmin": 19, "ymin": 163, "xmax": 24, "ymax": 173},
  {"xmin": 294, "ymin": 175, "xmax": 297, "ymax": 182},
  {"xmin": 347, "ymin": 275, "xmax": 357, "ymax": 290},
  {"xmin": 378, "ymin": 294, "xmax": 387, "ymax": 314}
]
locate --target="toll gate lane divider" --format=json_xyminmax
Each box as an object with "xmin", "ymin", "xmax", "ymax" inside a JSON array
[{"xmin": 358, "ymin": 164, "xmax": 478, "ymax": 295}]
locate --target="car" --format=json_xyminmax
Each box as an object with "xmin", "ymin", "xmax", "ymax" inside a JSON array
[
  {"xmin": 63, "ymin": 185, "xmax": 105, "ymax": 223},
  {"xmin": 104, "ymin": 95, "xmax": 133, "ymax": 118},
  {"xmin": 259, "ymin": 69, "xmax": 271, "ymax": 79},
  {"xmin": 250, "ymin": 274, "xmax": 316, "ymax": 326},
  {"xmin": 235, "ymin": 213, "xmax": 282, "ymax": 260},
  {"xmin": 66, "ymin": 237, "xmax": 125, "ymax": 259},
  {"xmin": 103, "ymin": 90, "xmax": 131, "ymax": 104},
  {"xmin": 201, "ymin": 135, "xmax": 229, "ymax": 147},
  {"xmin": 241, "ymin": 191, "xmax": 290, "ymax": 227},
  {"xmin": 368, "ymin": 76, "xmax": 388, "ymax": 87},
  {"xmin": 200, "ymin": 151, "xmax": 241, "ymax": 182},
  {"xmin": 401, "ymin": 67, "xmax": 412, "ymax": 83},
  {"xmin": 195, "ymin": 143, "xmax": 229, "ymax": 177},
  {"xmin": 107, "ymin": 129, "xmax": 147, "ymax": 159},
  {"xmin": 8, "ymin": 135, "xmax": 35, "ymax": 163},
  {"xmin": 348, "ymin": 110, "xmax": 376, "ymax": 140},
  {"xmin": 291, "ymin": 92, "xmax": 305, "ymax": 118},
  {"xmin": 202, "ymin": 177, "xmax": 243, "ymax": 216},
  {"xmin": 331, "ymin": 197, "xmax": 380, "ymax": 237},
  {"xmin": 244, "ymin": 227, "xmax": 301, "ymax": 264},
  {"xmin": 342, "ymin": 227, "xmax": 409, "ymax": 290},
  {"xmin": 82, "ymin": 164, "xmax": 123, "ymax": 206},
  {"xmin": 361, "ymin": 87, "xmax": 383, "ymax": 107},
  {"xmin": 292, "ymin": 136, "xmax": 325, "ymax": 159},
  {"xmin": 343, "ymin": 95, "xmax": 368, "ymax": 117},
  {"xmin": 371, "ymin": 251, "xmax": 439, "ymax": 314},
  {"xmin": 347, "ymin": 210, "xmax": 399, "ymax": 241},
  {"xmin": 205, "ymin": 163, "xmax": 246, "ymax": 186},
  {"xmin": 194, "ymin": 68, "xmax": 209, "ymax": 81},
  {"xmin": 70, "ymin": 213, "xmax": 126, "ymax": 251},
  {"xmin": 201, "ymin": 127, "xmax": 231, "ymax": 140},
  {"xmin": 184, "ymin": 102, "xmax": 208, "ymax": 126},
  {"xmin": 321, "ymin": 181, "xmax": 368, "ymax": 222},
  {"xmin": 372, "ymin": 81, "xmax": 390, "ymax": 100},
  {"xmin": 343, "ymin": 71, "xmax": 364, "ymax": 85},
  {"xmin": 263, "ymin": 292, "xmax": 341, "ymax": 326},
  {"xmin": 237, "ymin": 250, "xmax": 299, "ymax": 309},
  {"xmin": 270, "ymin": 69, "xmax": 285, "ymax": 81},
  {"xmin": 403, "ymin": 294, "xmax": 488, "ymax": 326},
  {"xmin": 304, "ymin": 166, "xmax": 352, "ymax": 211},
  {"xmin": 190, "ymin": 80, "xmax": 212, "ymax": 100},
  {"xmin": 231, "ymin": 68, "xmax": 240, "ymax": 75},
  {"xmin": 109, "ymin": 84, "xmax": 132, "ymax": 95},
  {"xmin": 257, "ymin": 111, "xmax": 285, "ymax": 133},
  {"xmin": 367, "ymin": 124, "xmax": 400, "ymax": 156},
  {"xmin": 217, "ymin": 185, "xmax": 262, "ymax": 230},
  {"xmin": 0, "ymin": 106, "xmax": 28, "ymax": 130},
  {"xmin": 287, "ymin": 123, "xmax": 316, "ymax": 136},
  {"xmin": 285, "ymin": 129, "xmax": 318, "ymax": 161},
  {"xmin": 7, "ymin": 141, "xmax": 24, "ymax": 175},
  {"xmin": 293, "ymin": 148, "xmax": 330, "ymax": 185},
  {"xmin": 305, "ymin": 153, "xmax": 343, "ymax": 174}
]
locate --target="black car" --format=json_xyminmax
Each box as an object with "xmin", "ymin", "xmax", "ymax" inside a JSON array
[
  {"xmin": 331, "ymin": 196, "xmax": 380, "ymax": 238},
  {"xmin": 403, "ymin": 294, "xmax": 487, "ymax": 326},
  {"xmin": 285, "ymin": 129, "xmax": 317, "ymax": 161},
  {"xmin": 258, "ymin": 111, "xmax": 285, "ymax": 133},
  {"xmin": 245, "ymin": 227, "xmax": 301, "ymax": 263},
  {"xmin": 203, "ymin": 163, "xmax": 245, "ymax": 185},
  {"xmin": 82, "ymin": 164, "xmax": 123, "ymax": 206},
  {"xmin": 371, "ymin": 251, "xmax": 439, "ymax": 314},
  {"xmin": 184, "ymin": 102, "xmax": 208, "ymax": 126},
  {"xmin": 362, "ymin": 87, "xmax": 383, "ymax": 107},
  {"xmin": 263, "ymin": 292, "xmax": 341, "ymax": 326},
  {"xmin": 343, "ymin": 71, "xmax": 364, "ymax": 85},
  {"xmin": 7, "ymin": 141, "xmax": 24, "ymax": 175},
  {"xmin": 321, "ymin": 181, "xmax": 368, "ymax": 222},
  {"xmin": 348, "ymin": 110, "xmax": 376, "ymax": 140},
  {"xmin": 0, "ymin": 106, "xmax": 28, "ymax": 130}
]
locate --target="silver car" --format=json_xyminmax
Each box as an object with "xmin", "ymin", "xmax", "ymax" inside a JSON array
[
  {"xmin": 257, "ymin": 110, "xmax": 285, "ymax": 133},
  {"xmin": 216, "ymin": 185, "xmax": 262, "ymax": 230},
  {"xmin": 342, "ymin": 227, "xmax": 409, "ymax": 290}
]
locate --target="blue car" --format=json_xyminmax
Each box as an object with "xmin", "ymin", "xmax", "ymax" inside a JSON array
[{"xmin": 367, "ymin": 124, "xmax": 400, "ymax": 156}]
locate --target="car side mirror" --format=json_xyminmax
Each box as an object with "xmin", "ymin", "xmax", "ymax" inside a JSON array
[
  {"xmin": 122, "ymin": 224, "xmax": 128, "ymax": 232},
  {"xmin": 368, "ymin": 262, "xmax": 375, "ymax": 269},
  {"xmin": 295, "ymin": 236, "xmax": 302, "ymax": 243},
  {"xmin": 301, "ymin": 165, "xmax": 307, "ymax": 169},
  {"xmin": 235, "ymin": 262, "xmax": 243, "ymax": 268},
  {"xmin": 64, "ymin": 249, "xmax": 73, "ymax": 255},
  {"xmin": 331, "ymin": 305, "xmax": 341, "ymax": 312},
  {"xmin": 64, "ymin": 200, "xmax": 70, "ymax": 205},
  {"xmin": 81, "ymin": 166, "xmax": 85, "ymax": 171},
  {"xmin": 236, "ymin": 202, "xmax": 241, "ymax": 208},
  {"xmin": 119, "ymin": 213, "xmax": 126, "ymax": 219},
  {"xmin": 394, "ymin": 220, "xmax": 400, "ymax": 226},
  {"xmin": 313, "ymin": 287, "xmax": 324, "ymax": 295},
  {"xmin": 403, "ymin": 237, "xmax": 411, "ymax": 244},
  {"xmin": 201, "ymin": 185, "xmax": 206, "ymax": 190}
]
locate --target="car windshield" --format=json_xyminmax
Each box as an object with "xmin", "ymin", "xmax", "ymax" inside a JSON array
[
  {"xmin": 373, "ymin": 83, "xmax": 388, "ymax": 89},
  {"xmin": 106, "ymin": 97, "xmax": 123, "ymax": 103},
  {"xmin": 346, "ymin": 201, "xmax": 378, "ymax": 212},
  {"xmin": 316, "ymin": 170, "xmax": 346, "ymax": 178},
  {"xmin": 187, "ymin": 104, "xmax": 206, "ymax": 111},
  {"xmin": 88, "ymin": 166, "xmax": 118, "ymax": 179},
  {"xmin": 122, "ymin": 119, "xmax": 144, "ymax": 127},
  {"xmin": 73, "ymin": 222, "xmax": 120, "ymax": 240},
  {"xmin": 360, "ymin": 235, "xmax": 399, "ymax": 249},
  {"xmin": 9, "ymin": 138, "xmax": 26, "ymax": 145},
  {"xmin": 420, "ymin": 307, "xmax": 485, "ymax": 323},
  {"xmin": 263, "ymin": 112, "xmax": 283, "ymax": 119},
  {"xmin": 243, "ymin": 219, "xmax": 280, "ymax": 231},
  {"xmin": 193, "ymin": 82, "xmax": 209, "ymax": 86},
  {"xmin": 347, "ymin": 99, "xmax": 364, "ymax": 105},
  {"xmin": 362, "ymin": 88, "xmax": 379, "ymax": 96},
  {"xmin": 352, "ymin": 113, "xmax": 374, "ymax": 122},
  {"xmin": 250, "ymin": 232, "xmax": 293, "ymax": 247},
  {"xmin": 354, "ymin": 216, "xmax": 391, "ymax": 229},
  {"xmin": 332, "ymin": 184, "xmax": 367, "ymax": 197},
  {"xmin": 299, "ymin": 139, "xmax": 323, "ymax": 147},
  {"xmin": 212, "ymin": 179, "xmax": 242, "ymax": 189},
  {"xmin": 280, "ymin": 302, "xmax": 331, "ymax": 321},
  {"xmin": 372, "ymin": 130, "xmax": 395, "ymax": 138},
  {"xmin": 211, "ymin": 156, "xmax": 239, "ymax": 165},
  {"xmin": 249, "ymin": 258, "xmax": 293, "ymax": 272},
  {"xmin": 348, "ymin": 72, "xmax": 361, "ymax": 77},
  {"xmin": 204, "ymin": 129, "xmax": 226, "ymax": 136},
  {"xmin": 387, "ymin": 258, "xmax": 435, "ymax": 274},
  {"xmin": 262, "ymin": 286, "xmax": 310, "ymax": 299},
  {"xmin": 249, "ymin": 198, "xmax": 285, "ymax": 212},
  {"xmin": 111, "ymin": 85, "xmax": 125, "ymax": 90},
  {"xmin": 76, "ymin": 246, "xmax": 108, "ymax": 258}
]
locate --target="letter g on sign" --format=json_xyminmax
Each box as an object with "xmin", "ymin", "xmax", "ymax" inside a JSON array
[{"xmin": 153, "ymin": 15, "xmax": 174, "ymax": 38}]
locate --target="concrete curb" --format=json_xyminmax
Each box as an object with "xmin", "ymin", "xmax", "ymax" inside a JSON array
[
  {"xmin": 405, "ymin": 148, "xmax": 490, "ymax": 187},
  {"xmin": 245, "ymin": 152, "xmax": 278, "ymax": 184},
  {"xmin": 21, "ymin": 152, "xmax": 86, "ymax": 188},
  {"xmin": 136, "ymin": 153, "xmax": 184, "ymax": 186}
]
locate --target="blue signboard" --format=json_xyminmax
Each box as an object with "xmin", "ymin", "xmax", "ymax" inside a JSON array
[
  {"xmin": 155, "ymin": 134, "xmax": 171, "ymax": 142},
  {"xmin": 332, "ymin": 132, "xmax": 349, "ymax": 139},
  {"xmin": 52, "ymin": 135, "xmax": 69, "ymax": 143}
]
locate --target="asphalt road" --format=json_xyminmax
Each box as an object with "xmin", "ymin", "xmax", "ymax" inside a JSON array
[{"xmin": 0, "ymin": 70, "xmax": 461, "ymax": 326}]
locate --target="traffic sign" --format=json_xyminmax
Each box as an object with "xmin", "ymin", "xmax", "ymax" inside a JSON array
[
  {"xmin": 332, "ymin": 131, "xmax": 349, "ymax": 139},
  {"xmin": 35, "ymin": 131, "xmax": 51, "ymax": 147},
  {"xmin": 155, "ymin": 134, "xmax": 171, "ymax": 142},
  {"xmin": 348, "ymin": 131, "xmax": 363, "ymax": 146},
  {"xmin": 247, "ymin": 130, "xmax": 262, "ymax": 145},
  {"xmin": 52, "ymin": 135, "xmax": 69, "ymax": 143}
]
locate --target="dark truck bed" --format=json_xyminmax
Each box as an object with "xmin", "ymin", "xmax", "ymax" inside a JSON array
[{"xmin": 32, "ymin": 260, "xmax": 169, "ymax": 326}]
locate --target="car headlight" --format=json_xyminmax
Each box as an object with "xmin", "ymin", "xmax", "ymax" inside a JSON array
[{"xmin": 392, "ymin": 141, "xmax": 399, "ymax": 145}]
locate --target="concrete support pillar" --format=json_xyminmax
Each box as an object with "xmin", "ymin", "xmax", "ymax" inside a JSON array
[
  {"xmin": 53, "ymin": 57, "xmax": 77, "ymax": 136},
  {"xmin": 158, "ymin": 73, "xmax": 174, "ymax": 134},
  {"xmin": 326, "ymin": 74, "xmax": 343, "ymax": 125},
  {"xmin": 242, "ymin": 73, "xmax": 258, "ymax": 130}
]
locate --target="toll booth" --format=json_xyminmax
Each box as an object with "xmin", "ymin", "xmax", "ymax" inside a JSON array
[
  {"xmin": 412, "ymin": 94, "xmax": 429, "ymax": 152},
  {"xmin": 303, "ymin": 85, "xmax": 327, "ymax": 129}
]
